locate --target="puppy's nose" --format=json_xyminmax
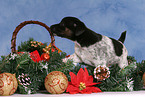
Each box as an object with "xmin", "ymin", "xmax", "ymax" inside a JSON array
[{"xmin": 50, "ymin": 25, "xmax": 56, "ymax": 32}]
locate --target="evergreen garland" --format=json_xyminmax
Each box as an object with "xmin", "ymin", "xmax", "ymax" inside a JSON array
[
  {"xmin": 0, "ymin": 38, "xmax": 74, "ymax": 94},
  {"xmin": 18, "ymin": 38, "xmax": 47, "ymax": 55},
  {"xmin": 0, "ymin": 38, "xmax": 145, "ymax": 94},
  {"xmin": 133, "ymin": 60, "xmax": 145, "ymax": 90},
  {"xmin": 72, "ymin": 57, "xmax": 145, "ymax": 91}
]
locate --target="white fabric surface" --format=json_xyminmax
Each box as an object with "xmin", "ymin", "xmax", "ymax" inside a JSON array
[{"xmin": 9, "ymin": 91, "xmax": 145, "ymax": 97}]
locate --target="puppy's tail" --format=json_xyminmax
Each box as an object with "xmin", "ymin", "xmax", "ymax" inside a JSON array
[{"xmin": 118, "ymin": 31, "xmax": 126, "ymax": 43}]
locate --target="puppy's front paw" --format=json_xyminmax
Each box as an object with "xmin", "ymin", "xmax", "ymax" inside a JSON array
[
  {"xmin": 62, "ymin": 57, "xmax": 78, "ymax": 66},
  {"xmin": 62, "ymin": 53, "xmax": 82, "ymax": 66},
  {"xmin": 62, "ymin": 58, "xmax": 69, "ymax": 63}
]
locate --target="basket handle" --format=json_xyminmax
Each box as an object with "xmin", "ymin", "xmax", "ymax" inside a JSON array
[{"xmin": 11, "ymin": 21, "xmax": 55, "ymax": 53}]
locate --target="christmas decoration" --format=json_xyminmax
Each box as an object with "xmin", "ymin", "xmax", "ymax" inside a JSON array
[
  {"xmin": 41, "ymin": 53, "xmax": 50, "ymax": 61},
  {"xmin": 143, "ymin": 73, "xmax": 145, "ymax": 87},
  {"xmin": 94, "ymin": 65, "xmax": 110, "ymax": 81},
  {"xmin": 0, "ymin": 73, "xmax": 18, "ymax": 96},
  {"xmin": 66, "ymin": 68, "xmax": 102, "ymax": 94},
  {"xmin": 0, "ymin": 20, "xmax": 145, "ymax": 95},
  {"xmin": 132, "ymin": 60, "xmax": 145, "ymax": 91},
  {"xmin": 72, "ymin": 63, "xmax": 137, "ymax": 92},
  {"xmin": 0, "ymin": 20, "xmax": 74, "ymax": 95},
  {"xmin": 43, "ymin": 43, "xmax": 62, "ymax": 54},
  {"xmin": 18, "ymin": 38, "xmax": 47, "ymax": 55},
  {"xmin": 17, "ymin": 73, "xmax": 33, "ymax": 94},
  {"xmin": 127, "ymin": 56, "xmax": 136, "ymax": 65},
  {"xmin": 29, "ymin": 50, "xmax": 41, "ymax": 62},
  {"xmin": 0, "ymin": 45, "xmax": 74, "ymax": 94},
  {"xmin": 9, "ymin": 53, "xmax": 18, "ymax": 60},
  {"xmin": 18, "ymin": 73, "xmax": 31, "ymax": 86},
  {"xmin": 30, "ymin": 41, "xmax": 44, "ymax": 48},
  {"xmin": 44, "ymin": 71, "xmax": 68, "ymax": 94}
]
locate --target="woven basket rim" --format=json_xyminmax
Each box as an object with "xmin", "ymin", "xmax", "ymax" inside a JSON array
[{"xmin": 11, "ymin": 20, "xmax": 55, "ymax": 53}]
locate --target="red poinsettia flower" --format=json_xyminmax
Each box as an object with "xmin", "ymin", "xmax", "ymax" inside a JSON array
[{"xmin": 66, "ymin": 68, "xmax": 102, "ymax": 94}]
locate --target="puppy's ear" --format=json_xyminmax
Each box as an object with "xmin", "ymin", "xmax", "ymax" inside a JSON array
[
  {"xmin": 75, "ymin": 23, "xmax": 85, "ymax": 36},
  {"xmin": 75, "ymin": 26, "xmax": 85, "ymax": 36},
  {"xmin": 74, "ymin": 20, "xmax": 86, "ymax": 36}
]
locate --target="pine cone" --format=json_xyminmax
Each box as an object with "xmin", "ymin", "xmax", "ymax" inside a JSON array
[
  {"xmin": 18, "ymin": 73, "xmax": 31, "ymax": 86},
  {"xmin": 94, "ymin": 65, "xmax": 110, "ymax": 81}
]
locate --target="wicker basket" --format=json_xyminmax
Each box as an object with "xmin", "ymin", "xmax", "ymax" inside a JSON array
[{"xmin": 11, "ymin": 20, "xmax": 55, "ymax": 53}]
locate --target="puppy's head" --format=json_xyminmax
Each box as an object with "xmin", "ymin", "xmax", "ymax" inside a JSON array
[{"xmin": 50, "ymin": 17, "xmax": 86, "ymax": 40}]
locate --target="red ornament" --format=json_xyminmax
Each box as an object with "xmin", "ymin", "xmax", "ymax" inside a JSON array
[
  {"xmin": 29, "ymin": 50, "xmax": 41, "ymax": 63},
  {"xmin": 51, "ymin": 48, "xmax": 55, "ymax": 53},
  {"xmin": 17, "ymin": 52, "xmax": 25, "ymax": 54},
  {"xmin": 17, "ymin": 51, "xmax": 42, "ymax": 63},
  {"xmin": 66, "ymin": 68, "xmax": 102, "ymax": 94},
  {"xmin": 41, "ymin": 53, "xmax": 50, "ymax": 61},
  {"xmin": 65, "ymin": 55, "xmax": 70, "ymax": 58}
]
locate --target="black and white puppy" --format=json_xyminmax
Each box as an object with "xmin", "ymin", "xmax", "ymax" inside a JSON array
[{"xmin": 50, "ymin": 17, "xmax": 128, "ymax": 69}]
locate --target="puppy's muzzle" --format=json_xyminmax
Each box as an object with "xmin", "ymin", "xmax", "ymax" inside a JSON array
[
  {"xmin": 50, "ymin": 25, "xmax": 57, "ymax": 36},
  {"xmin": 50, "ymin": 25, "xmax": 55, "ymax": 31}
]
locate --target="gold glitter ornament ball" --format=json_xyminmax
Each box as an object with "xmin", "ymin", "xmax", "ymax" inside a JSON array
[
  {"xmin": 44, "ymin": 71, "xmax": 68, "ymax": 94},
  {"xmin": 0, "ymin": 73, "xmax": 18, "ymax": 96}
]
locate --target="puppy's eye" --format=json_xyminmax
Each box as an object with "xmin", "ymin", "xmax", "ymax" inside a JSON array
[{"xmin": 74, "ymin": 23, "xmax": 77, "ymax": 27}]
